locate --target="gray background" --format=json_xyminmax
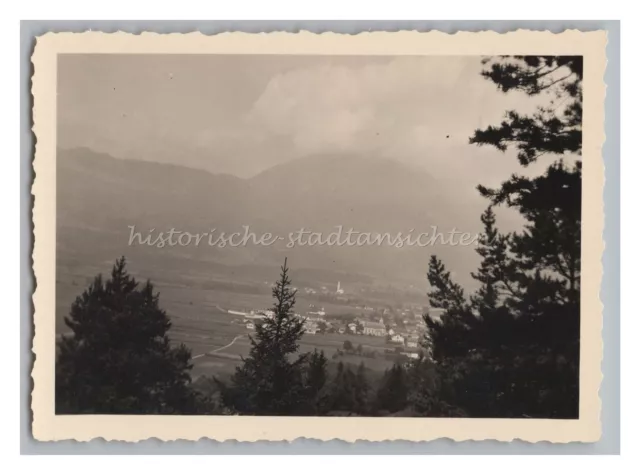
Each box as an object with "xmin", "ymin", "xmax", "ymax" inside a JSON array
[{"xmin": 20, "ymin": 20, "xmax": 620, "ymax": 455}]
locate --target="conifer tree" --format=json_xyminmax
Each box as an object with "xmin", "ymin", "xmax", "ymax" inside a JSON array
[
  {"xmin": 375, "ymin": 364, "xmax": 409, "ymax": 414},
  {"xmin": 471, "ymin": 56, "xmax": 583, "ymax": 165},
  {"xmin": 420, "ymin": 56, "xmax": 582, "ymax": 418},
  {"xmin": 473, "ymin": 56, "xmax": 581, "ymax": 417},
  {"xmin": 406, "ymin": 355, "xmax": 464, "ymax": 417},
  {"xmin": 470, "ymin": 207, "xmax": 512, "ymax": 312},
  {"xmin": 327, "ymin": 362, "xmax": 359, "ymax": 414},
  {"xmin": 55, "ymin": 257, "xmax": 197, "ymax": 414},
  {"xmin": 354, "ymin": 362, "xmax": 370, "ymax": 414},
  {"xmin": 424, "ymin": 255, "xmax": 478, "ymax": 361},
  {"xmin": 224, "ymin": 258, "xmax": 307, "ymax": 415},
  {"xmin": 303, "ymin": 349, "xmax": 329, "ymax": 415}
]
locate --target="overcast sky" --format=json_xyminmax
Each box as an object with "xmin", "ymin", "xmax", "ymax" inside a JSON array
[{"xmin": 58, "ymin": 54, "xmax": 550, "ymax": 195}]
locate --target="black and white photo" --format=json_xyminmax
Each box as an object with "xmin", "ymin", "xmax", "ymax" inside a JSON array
[{"xmin": 30, "ymin": 31, "xmax": 606, "ymax": 442}]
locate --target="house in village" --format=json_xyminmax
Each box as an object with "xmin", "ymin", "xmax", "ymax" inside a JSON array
[
  {"xmin": 362, "ymin": 321, "xmax": 386, "ymax": 337},
  {"xmin": 303, "ymin": 321, "xmax": 319, "ymax": 334},
  {"xmin": 246, "ymin": 322, "xmax": 255, "ymax": 330},
  {"xmin": 390, "ymin": 334, "xmax": 405, "ymax": 344},
  {"xmin": 406, "ymin": 335, "xmax": 420, "ymax": 348},
  {"xmin": 306, "ymin": 314, "xmax": 326, "ymax": 323}
]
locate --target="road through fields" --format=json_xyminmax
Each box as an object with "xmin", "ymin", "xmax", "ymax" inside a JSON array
[{"xmin": 191, "ymin": 334, "xmax": 245, "ymax": 360}]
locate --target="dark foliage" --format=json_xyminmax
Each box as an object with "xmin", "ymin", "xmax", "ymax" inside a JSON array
[
  {"xmin": 56, "ymin": 257, "xmax": 201, "ymax": 414},
  {"xmin": 375, "ymin": 364, "xmax": 409, "ymax": 414},
  {"xmin": 355, "ymin": 362, "xmax": 371, "ymax": 412},
  {"xmin": 301, "ymin": 349, "xmax": 330, "ymax": 415},
  {"xmin": 471, "ymin": 56, "xmax": 582, "ymax": 165},
  {"xmin": 423, "ymin": 208, "xmax": 579, "ymax": 417},
  {"xmin": 221, "ymin": 258, "xmax": 308, "ymax": 415},
  {"xmin": 325, "ymin": 362, "xmax": 370, "ymax": 415},
  {"xmin": 420, "ymin": 55, "xmax": 582, "ymax": 418}
]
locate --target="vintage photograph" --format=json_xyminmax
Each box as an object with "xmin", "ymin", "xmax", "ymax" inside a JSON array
[
  {"xmin": 53, "ymin": 51, "xmax": 583, "ymax": 418},
  {"xmin": 31, "ymin": 31, "xmax": 606, "ymax": 442}
]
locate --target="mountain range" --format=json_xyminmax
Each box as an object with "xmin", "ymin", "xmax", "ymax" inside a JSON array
[{"xmin": 57, "ymin": 147, "xmax": 489, "ymax": 289}]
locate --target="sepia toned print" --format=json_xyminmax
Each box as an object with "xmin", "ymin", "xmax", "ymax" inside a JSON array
[{"xmin": 32, "ymin": 30, "xmax": 606, "ymax": 442}]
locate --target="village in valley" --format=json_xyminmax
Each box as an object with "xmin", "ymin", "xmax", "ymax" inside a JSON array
[{"xmin": 227, "ymin": 280, "xmax": 443, "ymax": 361}]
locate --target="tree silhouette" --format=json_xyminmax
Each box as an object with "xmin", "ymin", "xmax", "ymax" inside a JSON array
[
  {"xmin": 471, "ymin": 56, "xmax": 583, "ymax": 165},
  {"xmin": 325, "ymin": 361, "xmax": 370, "ymax": 414},
  {"xmin": 422, "ymin": 55, "xmax": 582, "ymax": 418},
  {"xmin": 354, "ymin": 362, "xmax": 370, "ymax": 413},
  {"xmin": 406, "ymin": 356, "xmax": 463, "ymax": 417},
  {"xmin": 303, "ymin": 349, "xmax": 329, "ymax": 415},
  {"xmin": 222, "ymin": 258, "xmax": 307, "ymax": 415},
  {"xmin": 55, "ymin": 257, "xmax": 198, "ymax": 414},
  {"xmin": 375, "ymin": 363, "xmax": 409, "ymax": 414}
]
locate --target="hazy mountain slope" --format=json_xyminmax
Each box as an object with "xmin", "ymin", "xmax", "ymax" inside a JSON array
[
  {"xmin": 57, "ymin": 148, "xmax": 484, "ymax": 287},
  {"xmin": 247, "ymin": 154, "xmax": 483, "ymax": 283}
]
